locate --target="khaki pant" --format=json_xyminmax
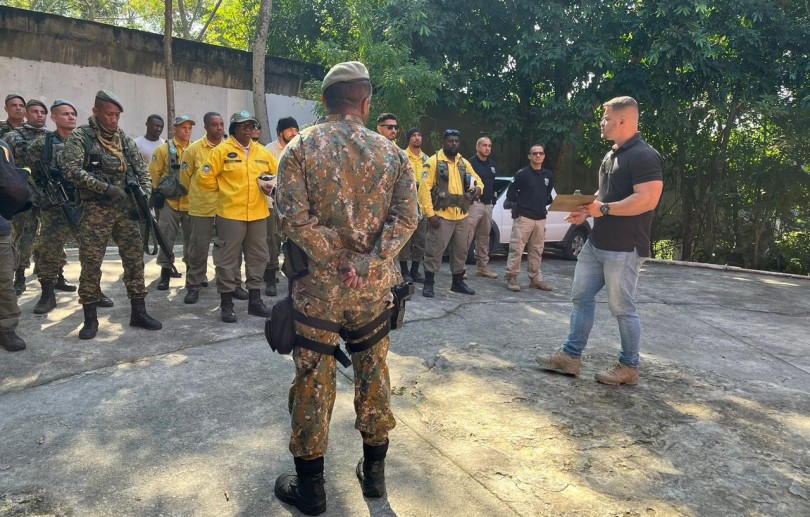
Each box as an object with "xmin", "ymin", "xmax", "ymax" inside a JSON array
[
  {"xmin": 213, "ymin": 216, "xmax": 268, "ymax": 293},
  {"xmin": 0, "ymin": 234, "xmax": 21, "ymax": 333},
  {"xmin": 156, "ymin": 204, "xmax": 191, "ymax": 269},
  {"xmin": 397, "ymin": 216, "xmax": 427, "ymax": 262},
  {"xmin": 424, "ymin": 217, "xmax": 469, "ymax": 275},
  {"xmin": 465, "ymin": 201, "xmax": 493, "ymax": 268},
  {"xmin": 288, "ymin": 287, "xmax": 395, "ymax": 459},
  {"xmin": 186, "ymin": 215, "xmax": 214, "ymax": 289},
  {"xmin": 505, "ymin": 216, "xmax": 546, "ymax": 282}
]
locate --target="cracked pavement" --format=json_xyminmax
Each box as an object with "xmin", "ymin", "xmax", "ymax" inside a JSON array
[{"xmin": 1, "ymin": 250, "xmax": 809, "ymax": 516}]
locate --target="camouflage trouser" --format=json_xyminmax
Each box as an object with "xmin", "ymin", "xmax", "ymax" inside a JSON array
[
  {"xmin": 397, "ymin": 216, "xmax": 427, "ymax": 262},
  {"xmin": 11, "ymin": 207, "xmax": 39, "ymax": 270},
  {"xmin": 288, "ymin": 288, "xmax": 396, "ymax": 460},
  {"xmin": 0, "ymin": 234, "xmax": 21, "ymax": 333},
  {"xmin": 265, "ymin": 210, "xmax": 281, "ymax": 271},
  {"xmin": 78, "ymin": 201, "xmax": 146, "ymax": 304},
  {"xmin": 34, "ymin": 207, "xmax": 79, "ymax": 283}
]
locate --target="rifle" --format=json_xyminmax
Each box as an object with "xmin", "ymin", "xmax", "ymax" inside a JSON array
[
  {"xmin": 39, "ymin": 135, "xmax": 80, "ymax": 226},
  {"xmin": 125, "ymin": 176, "xmax": 180, "ymax": 277}
]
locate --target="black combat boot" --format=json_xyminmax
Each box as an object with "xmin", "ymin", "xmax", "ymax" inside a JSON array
[
  {"xmin": 14, "ymin": 267, "xmax": 26, "ymax": 296},
  {"xmin": 450, "ymin": 272, "xmax": 475, "ymax": 295},
  {"xmin": 170, "ymin": 269, "xmax": 183, "ymax": 278},
  {"xmin": 399, "ymin": 260, "xmax": 413, "ymax": 283},
  {"xmin": 157, "ymin": 268, "xmax": 172, "ymax": 291},
  {"xmin": 183, "ymin": 289, "xmax": 199, "ymax": 304},
  {"xmin": 54, "ymin": 272, "xmax": 77, "ymax": 292},
  {"xmin": 356, "ymin": 440, "xmax": 388, "ymax": 498},
  {"xmin": 410, "ymin": 261, "xmax": 425, "ymax": 283},
  {"xmin": 0, "ymin": 331, "xmax": 26, "ymax": 352},
  {"xmin": 129, "ymin": 298, "xmax": 162, "ymax": 330},
  {"xmin": 263, "ymin": 268, "xmax": 278, "ymax": 297},
  {"xmin": 220, "ymin": 292, "xmax": 237, "ymax": 323},
  {"xmin": 422, "ymin": 271, "xmax": 435, "ymax": 298},
  {"xmin": 97, "ymin": 292, "xmax": 115, "ymax": 308},
  {"xmin": 247, "ymin": 288, "xmax": 272, "ymax": 317},
  {"xmin": 275, "ymin": 456, "xmax": 327, "ymax": 516},
  {"xmin": 79, "ymin": 303, "xmax": 99, "ymax": 340},
  {"xmin": 233, "ymin": 285, "xmax": 249, "ymax": 300},
  {"xmin": 33, "ymin": 280, "xmax": 57, "ymax": 314}
]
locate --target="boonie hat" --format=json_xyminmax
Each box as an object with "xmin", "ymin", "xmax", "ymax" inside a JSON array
[
  {"xmin": 321, "ymin": 61, "xmax": 370, "ymax": 92},
  {"xmin": 95, "ymin": 90, "xmax": 124, "ymax": 112},
  {"xmin": 173, "ymin": 115, "xmax": 195, "ymax": 126}
]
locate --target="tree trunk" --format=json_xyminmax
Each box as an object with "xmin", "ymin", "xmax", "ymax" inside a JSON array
[
  {"xmin": 252, "ymin": 0, "xmax": 273, "ymax": 144},
  {"xmin": 164, "ymin": 0, "xmax": 176, "ymax": 140}
]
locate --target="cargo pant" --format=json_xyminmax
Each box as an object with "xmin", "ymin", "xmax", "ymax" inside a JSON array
[
  {"xmin": 424, "ymin": 216, "xmax": 469, "ymax": 275},
  {"xmin": 465, "ymin": 200, "xmax": 493, "ymax": 268},
  {"xmin": 0, "ymin": 234, "xmax": 21, "ymax": 334},
  {"xmin": 156, "ymin": 204, "xmax": 191, "ymax": 270},
  {"xmin": 78, "ymin": 202, "xmax": 147, "ymax": 304},
  {"xmin": 397, "ymin": 217, "xmax": 427, "ymax": 262},
  {"xmin": 34, "ymin": 206, "xmax": 79, "ymax": 283},
  {"xmin": 186, "ymin": 215, "xmax": 243, "ymax": 290},
  {"xmin": 288, "ymin": 287, "xmax": 395, "ymax": 460},
  {"xmin": 505, "ymin": 216, "xmax": 546, "ymax": 283},
  {"xmin": 212, "ymin": 216, "xmax": 268, "ymax": 293},
  {"xmin": 12, "ymin": 207, "xmax": 39, "ymax": 270}
]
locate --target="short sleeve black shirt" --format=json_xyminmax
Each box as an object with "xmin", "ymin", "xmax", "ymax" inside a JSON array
[
  {"xmin": 469, "ymin": 155, "xmax": 497, "ymax": 204},
  {"xmin": 591, "ymin": 133, "xmax": 663, "ymax": 257}
]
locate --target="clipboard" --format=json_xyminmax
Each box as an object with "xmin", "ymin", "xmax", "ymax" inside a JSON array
[{"xmin": 548, "ymin": 194, "xmax": 597, "ymax": 212}]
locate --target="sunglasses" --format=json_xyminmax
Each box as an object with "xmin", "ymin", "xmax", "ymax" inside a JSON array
[
  {"xmin": 444, "ymin": 129, "xmax": 460, "ymax": 137},
  {"xmin": 380, "ymin": 124, "xmax": 399, "ymax": 130},
  {"xmin": 531, "ymin": 151, "xmax": 545, "ymax": 156},
  {"xmin": 243, "ymin": 122, "xmax": 260, "ymax": 130}
]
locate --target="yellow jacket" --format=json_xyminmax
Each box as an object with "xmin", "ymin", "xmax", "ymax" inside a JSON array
[
  {"xmin": 418, "ymin": 150, "xmax": 482, "ymax": 221},
  {"xmin": 198, "ymin": 136, "xmax": 278, "ymax": 222},
  {"xmin": 149, "ymin": 138, "xmax": 190, "ymax": 212},
  {"xmin": 180, "ymin": 137, "xmax": 220, "ymax": 217},
  {"xmin": 406, "ymin": 147, "xmax": 429, "ymax": 215}
]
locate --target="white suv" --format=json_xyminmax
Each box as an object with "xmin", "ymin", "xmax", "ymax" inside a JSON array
[{"xmin": 468, "ymin": 176, "xmax": 592, "ymax": 262}]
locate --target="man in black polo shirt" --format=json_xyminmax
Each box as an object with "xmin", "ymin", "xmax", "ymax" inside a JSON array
[
  {"xmin": 537, "ymin": 96, "xmax": 663, "ymax": 386},
  {"xmin": 467, "ymin": 136, "xmax": 499, "ymax": 279},
  {"xmin": 504, "ymin": 143, "xmax": 554, "ymax": 292}
]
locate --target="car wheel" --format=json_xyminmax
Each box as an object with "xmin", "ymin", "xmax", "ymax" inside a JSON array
[{"xmin": 562, "ymin": 228, "xmax": 587, "ymax": 260}]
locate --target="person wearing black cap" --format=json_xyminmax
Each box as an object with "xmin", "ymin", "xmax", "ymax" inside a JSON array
[
  {"xmin": 23, "ymin": 99, "xmax": 114, "ymax": 313},
  {"xmin": 3, "ymin": 98, "xmax": 50, "ymax": 296},
  {"xmin": 1, "ymin": 94, "xmax": 26, "ymax": 136},
  {"xmin": 62, "ymin": 90, "xmax": 162, "ymax": 339},
  {"xmin": 396, "ymin": 126, "xmax": 428, "ymax": 283},
  {"xmin": 266, "ymin": 116, "xmax": 299, "ymax": 160},
  {"xmin": 273, "ymin": 61, "xmax": 417, "ymax": 515},
  {"xmin": 149, "ymin": 115, "xmax": 195, "ymax": 291}
]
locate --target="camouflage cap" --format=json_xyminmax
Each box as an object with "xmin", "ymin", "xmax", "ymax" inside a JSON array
[
  {"xmin": 230, "ymin": 111, "xmax": 258, "ymax": 124},
  {"xmin": 50, "ymin": 99, "xmax": 77, "ymax": 112},
  {"xmin": 321, "ymin": 61, "xmax": 370, "ymax": 92},
  {"xmin": 4, "ymin": 93, "xmax": 25, "ymax": 105},
  {"xmin": 173, "ymin": 115, "xmax": 195, "ymax": 126},
  {"xmin": 25, "ymin": 99, "xmax": 48, "ymax": 113},
  {"xmin": 95, "ymin": 90, "xmax": 124, "ymax": 112}
]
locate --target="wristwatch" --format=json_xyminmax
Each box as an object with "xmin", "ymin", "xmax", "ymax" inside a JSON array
[{"xmin": 600, "ymin": 202, "xmax": 611, "ymax": 216}]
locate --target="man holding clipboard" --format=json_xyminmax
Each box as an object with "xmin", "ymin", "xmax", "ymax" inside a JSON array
[{"xmin": 538, "ymin": 96, "xmax": 663, "ymax": 386}]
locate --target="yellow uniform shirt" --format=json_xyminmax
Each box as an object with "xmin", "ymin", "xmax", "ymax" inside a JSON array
[
  {"xmin": 406, "ymin": 147, "xmax": 429, "ymax": 214},
  {"xmin": 418, "ymin": 150, "xmax": 483, "ymax": 221},
  {"xmin": 180, "ymin": 137, "xmax": 220, "ymax": 217},
  {"xmin": 198, "ymin": 136, "xmax": 278, "ymax": 222},
  {"xmin": 149, "ymin": 138, "xmax": 189, "ymax": 212}
]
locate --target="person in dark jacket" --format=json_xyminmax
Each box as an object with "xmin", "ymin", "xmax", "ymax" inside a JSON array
[{"xmin": 0, "ymin": 139, "xmax": 27, "ymax": 351}]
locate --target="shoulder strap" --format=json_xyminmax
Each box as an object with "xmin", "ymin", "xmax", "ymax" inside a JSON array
[{"xmin": 167, "ymin": 139, "xmax": 179, "ymax": 173}]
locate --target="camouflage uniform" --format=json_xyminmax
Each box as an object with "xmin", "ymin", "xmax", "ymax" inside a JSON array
[
  {"xmin": 62, "ymin": 118, "xmax": 151, "ymax": 304},
  {"xmin": 3, "ymin": 126, "xmax": 47, "ymax": 272},
  {"xmin": 23, "ymin": 132, "xmax": 80, "ymax": 284},
  {"xmin": 276, "ymin": 114, "xmax": 418, "ymax": 459}
]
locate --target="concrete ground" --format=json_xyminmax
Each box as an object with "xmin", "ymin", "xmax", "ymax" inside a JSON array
[{"xmin": 1, "ymin": 249, "xmax": 809, "ymax": 516}]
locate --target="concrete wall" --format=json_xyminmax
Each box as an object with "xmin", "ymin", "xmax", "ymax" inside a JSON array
[{"xmin": 0, "ymin": 6, "xmax": 322, "ymax": 141}]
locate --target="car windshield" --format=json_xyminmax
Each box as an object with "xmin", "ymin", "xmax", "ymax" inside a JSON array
[{"xmin": 493, "ymin": 178, "xmax": 511, "ymax": 199}]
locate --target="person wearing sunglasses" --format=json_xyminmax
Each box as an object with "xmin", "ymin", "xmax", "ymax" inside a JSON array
[
  {"xmin": 198, "ymin": 111, "xmax": 278, "ymax": 323},
  {"xmin": 375, "ymin": 113, "xmax": 399, "ymax": 142},
  {"xmin": 418, "ymin": 128, "xmax": 483, "ymax": 297}
]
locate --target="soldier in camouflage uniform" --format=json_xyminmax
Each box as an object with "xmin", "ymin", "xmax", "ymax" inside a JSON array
[
  {"xmin": 273, "ymin": 61, "xmax": 418, "ymax": 515},
  {"xmin": 3, "ymin": 99, "xmax": 49, "ymax": 296},
  {"xmin": 23, "ymin": 100, "xmax": 114, "ymax": 314},
  {"xmin": 61, "ymin": 90, "xmax": 162, "ymax": 340},
  {"xmin": 0, "ymin": 93, "xmax": 26, "ymax": 136}
]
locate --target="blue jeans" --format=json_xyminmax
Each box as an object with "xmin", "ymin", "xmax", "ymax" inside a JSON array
[{"xmin": 562, "ymin": 241, "xmax": 645, "ymax": 367}]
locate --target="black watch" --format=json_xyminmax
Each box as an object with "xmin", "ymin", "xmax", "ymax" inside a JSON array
[{"xmin": 600, "ymin": 203, "xmax": 611, "ymax": 216}]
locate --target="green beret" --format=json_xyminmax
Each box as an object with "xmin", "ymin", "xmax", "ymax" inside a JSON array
[
  {"xmin": 173, "ymin": 115, "xmax": 195, "ymax": 126},
  {"xmin": 230, "ymin": 111, "xmax": 258, "ymax": 124},
  {"xmin": 321, "ymin": 61, "xmax": 370, "ymax": 92},
  {"xmin": 4, "ymin": 93, "xmax": 25, "ymax": 105},
  {"xmin": 25, "ymin": 99, "xmax": 48, "ymax": 114},
  {"xmin": 50, "ymin": 99, "xmax": 76, "ymax": 112},
  {"xmin": 95, "ymin": 90, "xmax": 124, "ymax": 112}
]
